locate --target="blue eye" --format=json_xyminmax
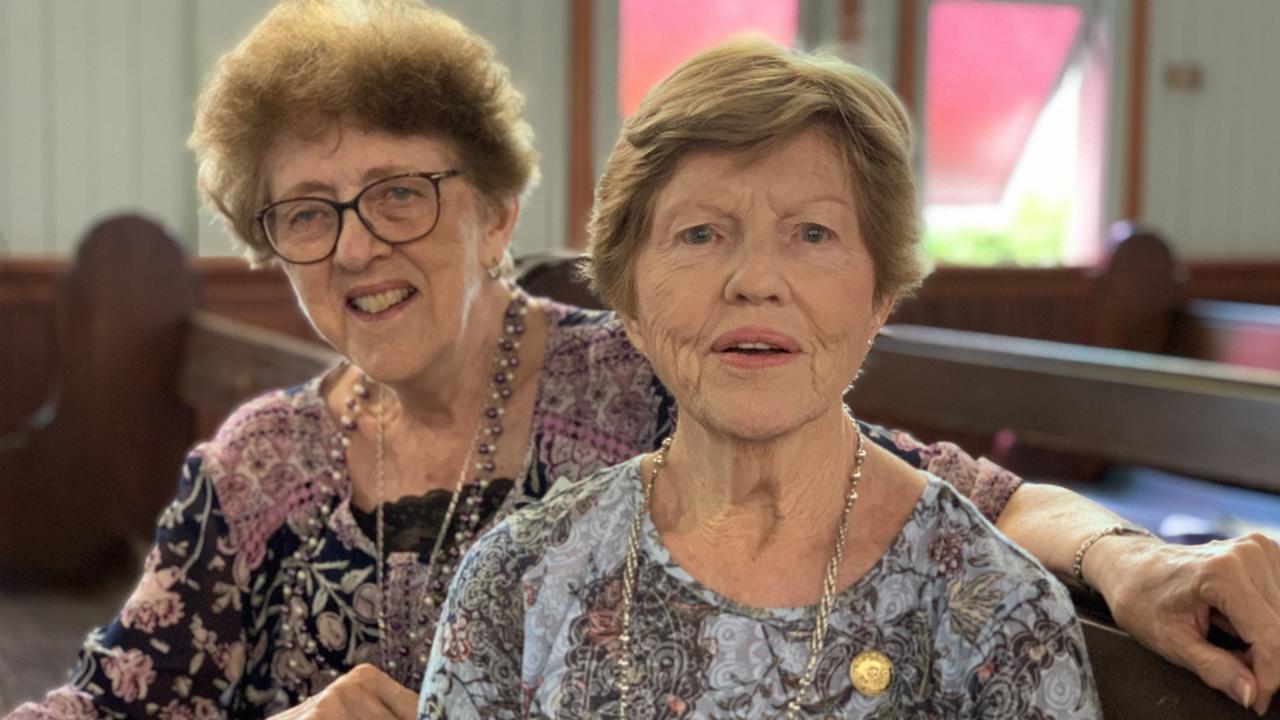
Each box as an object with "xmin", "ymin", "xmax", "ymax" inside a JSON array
[
  {"xmin": 680, "ymin": 225, "xmax": 716, "ymax": 245},
  {"xmin": 800, "ymin": 224, "xmax": 830, "ymax": 244},
  {"xmin": 386, "ymin": 186, "xmax": 418, "ymax": 202}
]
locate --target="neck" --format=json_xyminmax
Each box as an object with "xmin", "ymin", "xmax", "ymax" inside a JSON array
[
  {"xmin": 650, "ymin": 405, "xmax": 860, "ymax": 557},
  {"xmin": 377, "ymin": 279, "xmax": 513, "ymax": 431}
]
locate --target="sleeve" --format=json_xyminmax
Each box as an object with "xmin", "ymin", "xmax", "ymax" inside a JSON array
[
  {"xmin": 7, "ymin": 454, "xmax": 250, "ymax": 720},
  {"xmin": 959, "ymin": 574, "xmax": 1102, "ymax": 719},
  {"xmin": 860, "ymin": 421, "xmax": 1023, "ymax": 523},
  {"xmin": 418, "ymin": 527, "xmax": 528, "ymax": 720}
]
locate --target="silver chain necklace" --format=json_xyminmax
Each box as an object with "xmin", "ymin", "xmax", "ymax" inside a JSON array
[
  {"xmin": 615, "ymin": 423, "xmax": 865, "ymax": 719},
  {"xmin": 358, "ymin": 286, "xmax": 528, "ymax": 682}
]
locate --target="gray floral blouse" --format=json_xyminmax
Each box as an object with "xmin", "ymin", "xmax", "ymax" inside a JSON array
[
  {"xmin": 9, "ymin": 302, "xmax": 1024, "ymax": 719},
  {"xmin": 420, "ymin": 457, "xmax": 1099, "ymax": 719}
]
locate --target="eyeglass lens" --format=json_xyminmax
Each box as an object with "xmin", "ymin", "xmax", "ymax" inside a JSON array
[{"xmin": 262, "ymin": 175, "xmax": 442, "ymax": 262}]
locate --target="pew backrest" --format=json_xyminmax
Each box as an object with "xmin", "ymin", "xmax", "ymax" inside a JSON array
[{"xmin": 852, "ymin": 324, "xmax": 1280, "ymax": 494}]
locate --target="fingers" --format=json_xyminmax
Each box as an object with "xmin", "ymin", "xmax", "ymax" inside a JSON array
[
  {"xmin": 1165, "ymin": 628, "xmax": 1259, "ymax": 710},
  {"xmin": 367, "ymin": 666, "xmax": 421, "ymax": 719},
  {"xmin": 1197, "ymin": 534, "xmax": 1280, "ymax": 715},
  {"xmin": 273, "ymin": 664, "xmax": 416, "ymax": 719},
  {"xmin": 339, "ymin": 664, "xmax": 418, "ymax": 719}
]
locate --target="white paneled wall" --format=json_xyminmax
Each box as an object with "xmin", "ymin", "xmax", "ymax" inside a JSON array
[
  {"xmin": 1142, "ymin": 0, "xmax": 1280, "ymax": 258},
  {"xmin": 2, "ymin": 0, "xmax": 570, "ymax": 257},
  {"xmin": 2, "ymin": 0, "xmax": 193, "ymax": 256}
]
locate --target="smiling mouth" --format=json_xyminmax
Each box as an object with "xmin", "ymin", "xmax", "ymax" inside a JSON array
[{"xmin": 348, "ymin": 287, "xmax": 418, "ymax": 314}]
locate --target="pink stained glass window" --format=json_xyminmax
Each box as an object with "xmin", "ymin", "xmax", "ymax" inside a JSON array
[
  {"xmin": 924, "ymin": 1, "xmax": 1082, "ymax": 205},
  {"xmin": 619, "ymin": 0, "xmax": 798, "ymax": 118}
]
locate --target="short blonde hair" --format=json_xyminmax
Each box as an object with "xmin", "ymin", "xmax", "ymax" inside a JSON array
[
  {"xmin": 190, "ymin": 0, "xmax": 539, "ymax": 266},
  {"xmin": 585, "ymin": 36, "xmax": 925, "ymax": 315}
]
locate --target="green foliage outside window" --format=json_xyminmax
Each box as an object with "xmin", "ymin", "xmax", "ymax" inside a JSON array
[{"xmin": 923, "ymin": 195, "xmax": 1069, "ymax": 266}]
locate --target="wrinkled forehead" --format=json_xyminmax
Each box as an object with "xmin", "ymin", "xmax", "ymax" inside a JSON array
[{"xmin": 650, "ymin": 130, "xmax": 858, "ymax": 223}]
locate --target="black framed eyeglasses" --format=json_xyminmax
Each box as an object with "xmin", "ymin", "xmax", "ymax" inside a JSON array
[{"xmin": 254, "ymin": 170, "xmax": 461, "ymax": 264}]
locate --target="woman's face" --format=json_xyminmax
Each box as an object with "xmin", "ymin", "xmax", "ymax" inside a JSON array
[
  {"xmin": 621, "ymin": 129, "xmax": 891, "ymax": 441},
  {"xmin": 264, "ymin": 125, "xmax": 514, "ymax": 384}
]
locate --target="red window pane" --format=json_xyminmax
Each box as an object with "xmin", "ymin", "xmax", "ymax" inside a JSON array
[{"xmin": 925, "ymin": 1, "xmax": 1082, "ymax": 205}]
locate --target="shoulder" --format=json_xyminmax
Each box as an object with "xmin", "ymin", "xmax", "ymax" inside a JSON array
[
  {"xmin": 537, "ymin": 301, "xmax": 653, "ymax": 386},
  {"xmin": 919, "ymin": 478, "xmax": 1060, "ymax": 593},
  {"xmin": 863, "ymin": 421, "xmax": 1023, "ymax": 522},
  {"xmin": 917, "ymin": 480, "xmax": 1094, "ymax": 707},
  {"xmin": 523, "ymin": 301, "xmax": 673, "ymax": 496},
  {"xmin": 195, "ymin": 377, "xmax": 342, "ymax": 570},
  {"xmin": 536, "ymin": 302, "xmax": 665, "ymax": 426},
  {"xmin": 204, "ymin": 379, "xmax": 335, "ymax": 461}
]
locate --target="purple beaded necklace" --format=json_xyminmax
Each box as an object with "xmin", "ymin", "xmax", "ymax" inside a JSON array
[{"xmin": 341, "ymin": 284, "xmax": 529, "ymax": 683}]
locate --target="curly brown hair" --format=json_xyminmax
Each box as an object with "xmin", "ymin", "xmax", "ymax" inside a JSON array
[
  {"xmin": 584, "ymin": 36, "xmax": 925, "ymax": 315},
  {"xmin": 189, "ymin": 0, "xmax": 539, "ymax": 265}
]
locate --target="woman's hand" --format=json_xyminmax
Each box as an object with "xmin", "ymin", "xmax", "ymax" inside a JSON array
[
  {"xmin": 1087, "ymin": 533, "xmax": 1280, "ymax": 715},
  {"xmin": 267, "ymin": 664, "xmax": 419, "ymax": 719}
]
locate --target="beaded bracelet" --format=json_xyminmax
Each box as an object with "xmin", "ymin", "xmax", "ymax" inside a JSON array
[{"xmin": 1073, "ymin": 525, "xmax": 1157, "ymax": 588}]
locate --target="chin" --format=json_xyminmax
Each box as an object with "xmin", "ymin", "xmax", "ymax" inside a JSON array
[
  {"xmin": 692, "ymin": 392, "xmax": 823, "ymax": 442},
  {"xmin": 346, "ymin": 346, "xmax": 433, "ymax": 386}
]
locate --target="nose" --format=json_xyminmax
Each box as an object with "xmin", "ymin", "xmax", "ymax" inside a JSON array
[
  {"xmin": 723, "ymin": 233, "xmax": 790, "ymax": 305},
  {"xmin": 332, "ymin": 209, "xmax": 391, "ymax": 272}
]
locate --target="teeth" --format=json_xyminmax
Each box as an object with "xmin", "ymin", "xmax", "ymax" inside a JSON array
[
  {"xmin": 351, "ymin": 287, "xmax": 413, "ymax": 314},
  {"xmin": 732, "ymin": 342, "xmax": 779, "ymax": 351}
]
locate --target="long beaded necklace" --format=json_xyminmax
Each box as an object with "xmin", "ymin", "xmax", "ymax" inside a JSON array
[
  {"xmin": 615, "ymin": 423, "xmax": 866, "ymax": 720},
  {"xmin": 343, "ymin": 285, "xmax": 529, "ymax": 682}
]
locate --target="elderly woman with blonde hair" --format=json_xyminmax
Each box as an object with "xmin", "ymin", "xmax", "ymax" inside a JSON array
[{"xmin": 420, "ymin": 37, "xmax": 1101, "ymax": 718}]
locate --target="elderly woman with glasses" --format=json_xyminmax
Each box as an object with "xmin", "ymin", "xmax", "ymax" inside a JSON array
[{"xmin": 11, "ymin": 1, "xmax": 1280, "ymax": 719}]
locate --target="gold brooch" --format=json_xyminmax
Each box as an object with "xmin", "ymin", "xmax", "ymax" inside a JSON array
[{"xmin": 849, "ymin": 649, "xmax": 893, "ymax": 697}]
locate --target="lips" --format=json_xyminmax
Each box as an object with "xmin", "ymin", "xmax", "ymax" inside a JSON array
[
  {"xmin": 711, "ymin": 328, "xmax": 801, "ymax": 356},
  {"xmin": 347, "ymin": 284, "xmax": 418, "ymax": 314}
]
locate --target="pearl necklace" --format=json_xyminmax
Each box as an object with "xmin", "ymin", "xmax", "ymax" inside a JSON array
[
  {"xmin": 344, "ymin": 285, "xmax": 528, "ymax": 683},
  {"xmin": 615, "ymin": 423, "xmax": 865, "ymax": 719}
]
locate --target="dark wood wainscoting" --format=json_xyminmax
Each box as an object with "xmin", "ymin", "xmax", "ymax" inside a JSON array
[
  {"xmin": 0, "ymin": 260, "xmax": 61, "ymax": 438},
  {"xmin": 890, "ymin": 266, "xmax": 1093, "ymax": 343},
  {"xmin": 1, "ymin": 259, "xmax": 319, "ymax": 437}
]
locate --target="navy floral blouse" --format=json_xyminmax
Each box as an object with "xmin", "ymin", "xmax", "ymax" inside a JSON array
[{"xmin": 9, "ymin": 302, "xmax": 1023, "ymax": 719}]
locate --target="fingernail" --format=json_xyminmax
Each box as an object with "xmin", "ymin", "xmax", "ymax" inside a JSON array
[{"xmin": 1233, "ymin": 677, "xmax": 1254, "ymax": 709}]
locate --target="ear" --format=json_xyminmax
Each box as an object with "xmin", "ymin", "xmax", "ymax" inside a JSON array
[
  {"xmin": 480, "ymin": 195, "xmax": 519, "ymax": 268},
  {"xmin": 867, "ymin": 297, "xmax": 894, "ymax": 344}
]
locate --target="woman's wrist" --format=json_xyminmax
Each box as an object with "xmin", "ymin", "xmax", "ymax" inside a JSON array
[{"xmin": 1080, "ymin": 530, "xmax": 1163, "ymax": 599}]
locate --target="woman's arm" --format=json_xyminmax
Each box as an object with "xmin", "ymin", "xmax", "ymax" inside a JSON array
[
  {"xmin": 999, "ymin": 482, "xmax": 1280, "ymax": 715},
  {"xmin": 870, "ymin": 423, "xmax": 1280, "ymax": 714}
]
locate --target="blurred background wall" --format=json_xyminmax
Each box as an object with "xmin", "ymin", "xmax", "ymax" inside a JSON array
[{"xmin": 1, "ymin": 0, "xmax": 1277, "ymax": 260}]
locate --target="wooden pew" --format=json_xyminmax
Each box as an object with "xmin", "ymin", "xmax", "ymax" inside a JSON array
[
  {"xmin": 852, "ymin": 325, "xmax": 1280, "ymax": 494},
  {"xmin": 179, "ymin": 311, "xmax": 337, "ymax": 431},
  {"xmin": 0, "ymin": 216, "xmax": 197, "ymax": 584},
  {"xmin": 1171, "ymin": 298, "xmax": 1280, "ymax": 372}
]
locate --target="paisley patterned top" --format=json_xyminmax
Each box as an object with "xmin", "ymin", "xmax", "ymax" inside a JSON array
[
  {"xmin": 420, "ymin": 458, "xmax": 1100, "ymax": 719},
  {"xmin": 9, "ymin": 302, "xmax": 1023, "ymax": 719}
]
